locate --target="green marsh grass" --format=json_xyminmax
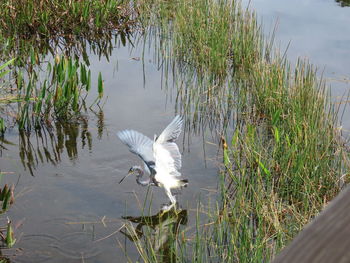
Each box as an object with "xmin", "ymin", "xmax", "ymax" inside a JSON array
[
  {"xmin": 136, "ymin": 0, "xmax": 266, "ymax": 133},
  {"xmin": 0, "ymin": 59, "xmax": 15, "ymax": 79},
  {"xmin": 122, "ymin": 0, "xmax": 350, "ymax": 261},
  {"xmin": 0, "ymin": 0, "xmax": 135, "ymax": 70},
  {"xmin": 0, "ymin": 0, "xmax": 134, "ymax": 38}
]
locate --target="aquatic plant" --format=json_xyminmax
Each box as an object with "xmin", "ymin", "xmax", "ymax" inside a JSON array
[
  {"xmin": 136, "ymin": 0, "xmax": 265, "ymax": 133},
  {"xmin": 0, "ymin": 176, "xmax": 16, "ymax": 250},
  {"xmin": 0, "ymin": 0, "xmax": 135, "ymax": 68},
  {"xmin": 0, "ymin": 58, "xmax": 16, "ymax": 135},
  {"xmin": 0, "ymin": 0, "xmax": 134, "ymax": 39},
  {"xmin": 16, "ymin": 55, "xmax": 103, "ymax": 131},
  {"xmin": 0, "ymin": 59, "xmax": 15, "ymax": 79}
]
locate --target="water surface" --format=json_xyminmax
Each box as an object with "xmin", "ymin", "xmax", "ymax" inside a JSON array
[
  {"xmin": 243, "ymin": 0, "xmax": 350, "ymax": 131},
  {"xmin": 0, "ymin": 35, "xmax": 219, "ymax": 262},
  {"xmin": 1, "ymin": 0, "xmax": 350, "ymax": 261}
]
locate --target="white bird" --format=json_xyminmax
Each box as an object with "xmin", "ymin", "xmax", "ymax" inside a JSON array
[{"xmin": 117, "ymin": 115, "xmax": 188, "ymax": 208}]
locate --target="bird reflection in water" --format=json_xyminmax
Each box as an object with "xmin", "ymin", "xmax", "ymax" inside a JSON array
[{"xmin": 120, "ymin": 208, "xmax": 188, "ymax": 262}]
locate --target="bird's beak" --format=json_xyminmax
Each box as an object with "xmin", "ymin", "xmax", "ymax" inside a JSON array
[{"xmin": 119, "ymin": 170, "xmax": 132, "ymax": 184}]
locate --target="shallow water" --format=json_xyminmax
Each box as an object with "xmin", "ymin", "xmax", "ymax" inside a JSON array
[
  {"xmin": 0, "ymin": 35, "xmax": 219, "ymax": 262},
  {"xmin": 243, "ymin": 0, "xmax": 350, "ymax": 131},
  {"xmin": 1, "ymin": 0, "xmax": 350, "ymax": 261}
]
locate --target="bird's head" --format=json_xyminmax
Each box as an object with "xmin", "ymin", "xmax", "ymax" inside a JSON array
[
  {"xmin": 128, "ymin": 165, "xmax": 142, "ymax": 174},
  {"xmin": 119, "ymin": 165, "xmax": 143, "ymax": 184}
]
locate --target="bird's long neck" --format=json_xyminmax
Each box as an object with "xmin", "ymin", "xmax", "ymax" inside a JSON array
[{"xmin": 134, "ymin": 167, "xmax": 152, "ymax": 186}]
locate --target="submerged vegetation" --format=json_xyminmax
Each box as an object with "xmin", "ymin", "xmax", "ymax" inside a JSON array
[{"xmin": 0, "ymin": 0, "xmax": 349, "ymax": 262}]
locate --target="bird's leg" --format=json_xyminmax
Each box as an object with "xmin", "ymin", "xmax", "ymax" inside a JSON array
[
  {"xmin": 167, "ymin": 189, "xmax": 177, "ymax": 204},
  {"xmin": 162, "ymin": 188, "xmax": 177, "ymax": 211}
]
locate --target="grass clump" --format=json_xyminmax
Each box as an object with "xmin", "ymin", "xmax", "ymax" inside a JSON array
[
  {"xmin": 0, "ymin": 0, "xmax": 134, "ymax": 38},
  {"xmin": 220, "ymin": 60, "xmax": 344, "ymax": 260},
  {"xmin": 137, "ymin": 0, "xmax": 263, "ymax": 79},
  {"xmin": 136, "ymin": 0, "xmax": 266, "ymax": 132},
  {"xmin": 173, "ymin": 0, "xmax": 262, "ymax": 78},
  {"xmin": 0, "ymin": 0, "xmax": 135, "ymax": 67}
]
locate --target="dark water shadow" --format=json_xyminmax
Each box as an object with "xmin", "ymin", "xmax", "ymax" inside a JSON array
[{"xmin": 121, "ymin": 208, "xmax": 188, "ymax": 262}]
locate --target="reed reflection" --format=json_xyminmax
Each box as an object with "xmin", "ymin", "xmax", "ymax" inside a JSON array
[
  {"xmin": 1, "ymin": 110, "xmax": 104, "ymax": 176},
  {"xmin": 121, "ymin": 208, "xmax": 188, "ymax": 262},
  {"xmin": 2, "ymin": 30, "xmax": 133, "ymax": 68}
]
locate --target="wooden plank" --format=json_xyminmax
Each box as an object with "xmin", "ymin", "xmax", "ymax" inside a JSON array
[{"xmin": 273, "ymin": 185, "xmax": 350, "ymax": 263}]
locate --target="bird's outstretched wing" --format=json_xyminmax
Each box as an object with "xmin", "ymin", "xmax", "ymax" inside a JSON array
[
  {"xmin": 156, "ymin": 115, "xmax": 183, "ymax": 143},
  {"xmin": 154, "ymin": 116, "xmax": 183, "ymax": 175},
  {"xmin": 117, "ymin": 130, "xmax": 155, "ymax": 171}
]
